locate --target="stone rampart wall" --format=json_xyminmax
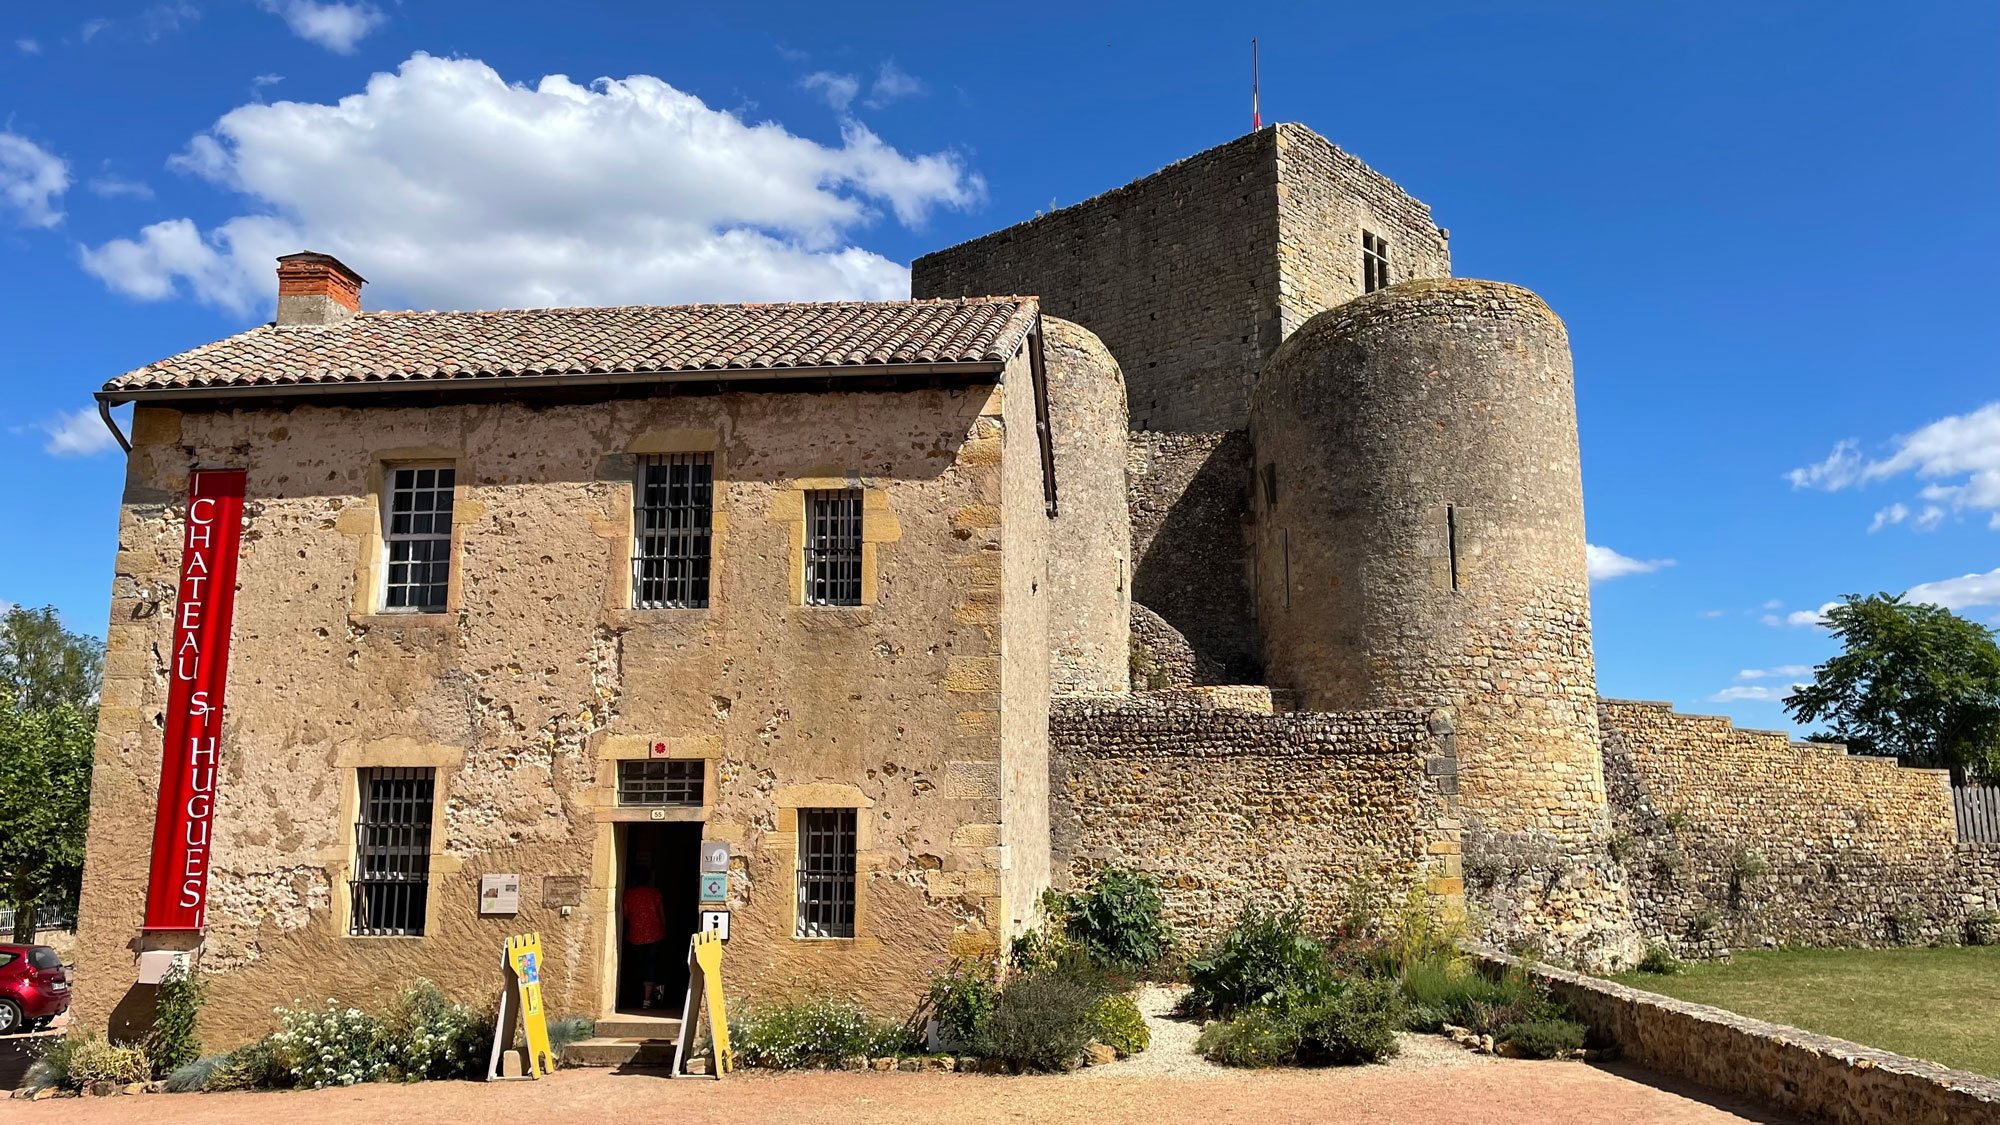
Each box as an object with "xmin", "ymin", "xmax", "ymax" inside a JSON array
[
  {"xmin": 1598, "ymin": 699, "xmax": 1993, "ymax": 951},
  {"xmin": 1049, "ymin": 698, "xmax": 1460, "ymax": 942},
  {"xmin": 1126, "ymin": 431, "xmax": 1257, "ymax": 683}
]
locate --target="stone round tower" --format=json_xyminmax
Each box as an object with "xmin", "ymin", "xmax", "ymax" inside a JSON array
[{"xmin": 1248, "ymin": 278, "xmax": 1608, "ymax": 843}]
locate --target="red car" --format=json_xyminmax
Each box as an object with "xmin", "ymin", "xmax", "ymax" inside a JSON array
[{"xmin": 0, "ymin": 944, "xmax": 69, "ymax": 1034}]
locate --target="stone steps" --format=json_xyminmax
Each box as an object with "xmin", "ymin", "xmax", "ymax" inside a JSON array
[
  {"xmin": 565, "ymin": 1036, "xmax": 681, "ymax": 1069},
  {"xmin": 594, "ymin": 1014, "xmax": 683, "ymax": 1040}
]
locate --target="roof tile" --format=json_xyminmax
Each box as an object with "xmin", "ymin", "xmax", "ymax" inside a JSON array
[{"xmin": 102, "ymin": 297, "xmax": 1039, "ymax": 398}]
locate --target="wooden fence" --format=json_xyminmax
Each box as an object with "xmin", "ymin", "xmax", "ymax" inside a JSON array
[{"xmin": 1955, "ymin": 785, "xmax": 2000, "ymax": 843}]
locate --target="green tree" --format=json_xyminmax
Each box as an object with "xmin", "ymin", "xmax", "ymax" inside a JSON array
[
  {"xmin": 1784, "ymin": 593, "xmax": 2000, "ymax": 782},
  {"xmin": 0, "ymin": 605, "xmax": 103, "ymax": 714},
  {"xmin": 0, "ymin": 699, "xmax": 95, "ymax": 941}
]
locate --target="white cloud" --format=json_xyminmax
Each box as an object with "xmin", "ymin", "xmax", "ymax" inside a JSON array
[
  {"xmin": 1761, "ymin": 598, "xmax": 1783, "ymax": 610},
  {"xmin": 1737, "ymin": 664, "xmax": 1812, "ymax": 681},
  {"xmin": 1905, "ymin": 568, "xmax": 2000, "ymax": 613},
  {"xmin": 864, "ymin": 61, "xmax": 924, "ymax": 108},
  {"xmin": 88, "ymin": 175, "xmax": 154, "ymax": 200},
  {"xmin": 1585, "ymin": 543, "xmax": 1673, "ymax": 582},
  {"xmin": 1698, "ymin": 608, "xmax": 1726, "ymax": 619},
  {"xmin": 80, "ymin": 18, "xmax": 110, "ymax": 41},
  {"xmin": 81, "ymin": 53, "xmax": 985, "ymax": 314},
  {"xmin": 0, "ymin": 133, "xmax": 69, "ymax": 228},
  {"xmin": 801, "ymin": 71, "xmax": 860, "ymax": 112},
  {"xmin": 1710, "ymin": 684, "xmax": 1799, "ymax": 704},
  {"xmin": 262, "ymin": 0, "xmax": 384, "ymax": 53},
  {"xmin": 1790, "ymin": 403, "xmax": 2000, "ymax": 531},
  {"xmin": 39, "ymin": 407, "xmax": 119, "ymax": 457},
  {"xmin": 1761, "ymin": 601, "xmax": 1837, "ymax": 629},
  {"xmin": 17, "ymin": 38, "xmax": 41, "ymax": 54}
]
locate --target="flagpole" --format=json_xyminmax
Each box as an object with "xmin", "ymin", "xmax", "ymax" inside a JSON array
[{"xmin": 1252, "ymin": 38, "xmax": 1261, "ymax": 131}]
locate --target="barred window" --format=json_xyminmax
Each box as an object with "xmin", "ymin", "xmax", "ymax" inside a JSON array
[
  {"xmin": 796, "ymin": 807, "xmax": 856, "ymax": 938},
  {"xmin": 350, "ymin": 767, "xmax": 434, "ymax": 936},
  {"xmin": 633, "ymin": 453, "xmax": 713, "ymax": 609},
  {"xmin": 1362, "ymin": 230, "xmax": 1391, "ymax": 294},
  {"xmin": 383, "ymin": 466, "xmax": 455, "ymax": 613},
  {"xmin": 804, "ymin": 489, "xmax": 863, "ymax": 606},
  {"xmin": 617, "ymin": 759, "xmax": 704, "ymax": 806}
]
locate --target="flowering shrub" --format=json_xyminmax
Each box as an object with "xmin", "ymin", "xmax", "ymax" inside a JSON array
[
  {"xmin": 382, "ymin": 980, "xmax": 486, "ymax": 1081},
  {"xmin": 24, "ymin": 1035, "xmax": 152, "ymax": 1092},
  {"xmin": 924, "ymin": 958, "xmax": 998, "ymax": 1047},
  {"xmin": 734, "ymin": 994, "xmax": 914, "ymax": 1068},
  {"xmin": 270, "ymin": 1000, "xmax": 392, "ymax": 1089}
]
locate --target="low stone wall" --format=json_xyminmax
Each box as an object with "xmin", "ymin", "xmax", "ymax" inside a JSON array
[
  {"xmin": 1476, "ymin": 949, "xmax": 2000, "ymax": 1125},
  {"xmin": 1049, "ymin": 698, "xmax": 1460, "ymax": 941},
  {"xmin": 1599, "ymin": 699, "xmax": 1991, "ymax": 952},
  {"xmin": 1128, "ymin": 603, "xmax": 1226, "ymax": 689}
]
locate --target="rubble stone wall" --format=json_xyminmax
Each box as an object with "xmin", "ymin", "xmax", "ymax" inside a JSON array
[
  {"xmin": 1048, "ymin": 698, "xmax": 1462, "ymax": 942},
  {"xmin": 1126, "ymin": 430, "xmax": 1258, "ymax": 683}
]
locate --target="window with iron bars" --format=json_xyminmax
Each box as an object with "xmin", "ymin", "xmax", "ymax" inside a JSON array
[
  {"xmin": 1362, "ymin": 230, "xmax": 1392, "ymax": 294},
  {"xmin": 383, "ymin": 465, "xmax": 455, "ymax": 613},
  {"xmin": 617, "ymin": 759, "xmax": 705, "ymax": 806},
  {"xmin": 632, "ymin": 453, "xmax": 713, "ymax": 609},
  {"xmin": 349, "ymin": 767, "xmax": 434, "ymax": 936},
  {"xmin": 795, "ymin": 807, "xmax": 856, "ymax": 938},
  {"xmin": 803, "ymin": 489, "xmax": 864, "ymax": 606}
]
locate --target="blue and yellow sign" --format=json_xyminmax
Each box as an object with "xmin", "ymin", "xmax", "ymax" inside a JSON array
[{"xmin": 504, "ymin": 933, "xmax": 555, "ymax": 1078}]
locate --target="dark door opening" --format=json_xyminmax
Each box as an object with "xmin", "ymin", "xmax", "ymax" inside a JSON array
[{"xmin": 618, "ymin": 822, "xmax": 702, "ymax": 1014}]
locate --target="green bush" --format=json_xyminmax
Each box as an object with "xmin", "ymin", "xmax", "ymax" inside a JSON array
[
  {"xmin": 975, "ymin": 961, "xmax": 1115, "ymax": 1071},
  {"xmin": 1195, "ymin": 1008, "xmax": 1298, "ymax": 1067},
  {"xmin": 382, "ymin": 980, "xmax": 487, "ymax": 1081},
  {"xmin": 548, "ymin": 1015, "xmax": 597, "ymax": 1064},
  {"xmin": 1500, "ymin": 1017, "xmax": 1587, "ymax": 1059},
  {"xmin": 925, "ymin": 958, "xmax": 998, "ymax": 1047},
  {"xmin": 1085, "ymin": 992, "xmax": 1149, "ymax": 1057},
  {"xmin": 1290, "ymin": 978, "xmax": 1403, "ymax": 1066},
  {"xmin": 1183, "ymin": 904, "xmax": 1335, "ymax": 1017},
  {"xmin": 163, "ymin": 1053, "xmax": 227, "ymax": 1093},
  {"xmin": 32, "ymin": 1035, "xmax": 153, "ymax": 1089},
  {"xmin": 1064, "ymin": 868, "xmax": 1174, "ymax": 970},
  {"xmin": 1398, "ymin": 962, "xmax": 1553, "ymax": 1036},
  {"xmin": 205, "ymin": 1038, "xmax": 289, "ymax": 1090},
  {"xmin": 1636, "ymin": 943, "xmax": 1687, "ymax": 975},
  {"xmin": 736, "ymin": 994, "xmax": 913, "ymax": 1069},
  {"xmin": 148, "ymin": 964, "xmax": 203, "ymax": 1076},
  {"xmin": 270, "ymin": 999, "xmax": 392, "ymax": 1088}
]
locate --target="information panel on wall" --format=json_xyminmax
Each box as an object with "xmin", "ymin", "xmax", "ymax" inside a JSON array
[{"xmin": 143, "ymin": 468, "xmax": 248, "ymax": 932}]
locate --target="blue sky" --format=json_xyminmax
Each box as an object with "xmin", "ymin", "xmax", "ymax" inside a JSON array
[{"xmin": 2, "ymin": 1, "xmax": 1995, "ymax": 733}]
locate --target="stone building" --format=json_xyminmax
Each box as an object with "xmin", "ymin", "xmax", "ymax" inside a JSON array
[{"xmin": 74, "ymin": 123, "xmax": 1997, "ymax": 1050}]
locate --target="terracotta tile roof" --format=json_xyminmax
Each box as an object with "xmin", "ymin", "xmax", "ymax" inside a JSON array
[{"xmin": 101, "ymin": 297, "xmax": 1040, "ymax": 399}]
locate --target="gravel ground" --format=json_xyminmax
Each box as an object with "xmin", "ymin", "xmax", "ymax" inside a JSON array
[{"xmin": 7, "ymin": 986, "xmax": 1792, "ymax": 1123}]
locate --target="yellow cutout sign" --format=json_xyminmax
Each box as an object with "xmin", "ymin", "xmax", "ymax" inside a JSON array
[
  {"xmin": 487, "ymin": 932, "xmax": 556, "ymax": 1080},
  {"xmin": 674, "ymin": 929, "xmax": 734, "ymax": 1077}
]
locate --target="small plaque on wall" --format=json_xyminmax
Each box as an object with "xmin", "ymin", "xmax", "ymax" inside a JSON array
[
  {"xmin": 542, "ymin": 874, "xmax": 584, "ymax": 908},
  {"xmin": 480, "ymin": 873, "xmax": 521, "ymax": 915}
]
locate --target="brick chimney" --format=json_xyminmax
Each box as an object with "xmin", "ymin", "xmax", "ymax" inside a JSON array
[{"xmin": 275, "ymin": 252, "xmax": 365, "ymax": 326}]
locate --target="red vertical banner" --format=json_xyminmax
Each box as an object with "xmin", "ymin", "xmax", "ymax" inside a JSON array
[{"xmin": 143, "ymin": 469, "xmax": 247, "ymax": 931}]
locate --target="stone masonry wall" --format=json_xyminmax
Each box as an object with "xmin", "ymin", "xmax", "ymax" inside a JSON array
[
  {"xmin": 75, "ymin": 371, "xmax": 1042, "ymax": 1047},
  {"xmin": 1598, "ymin": 699, "xmax": 1998, "ymax": 952},
  {"xmin": 914, "ymin": 123, "xmax": 1449, "ymax": 433},
  {"xmin": 1048, "ymin": 698, "xmax": 1461, "ymax": 943},
  {"xmin": 1126, "ymin": 430, "xmax": 1258, "ymax": 683}
]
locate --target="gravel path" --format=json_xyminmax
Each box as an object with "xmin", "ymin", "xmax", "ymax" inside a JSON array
[{"xmin": 8, "ymin": 986, "xmax": 1793, "ymax": 1123}]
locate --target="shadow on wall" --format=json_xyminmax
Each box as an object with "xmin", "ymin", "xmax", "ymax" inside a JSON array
[{"xmin": 1129, "ymin": 431, "xmax": 1260, "ymax": 685}]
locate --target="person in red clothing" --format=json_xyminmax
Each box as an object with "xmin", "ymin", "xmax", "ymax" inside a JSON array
[{"xmin": 622, "ymin": 866, "xmax": 669, "ymax": 1009}]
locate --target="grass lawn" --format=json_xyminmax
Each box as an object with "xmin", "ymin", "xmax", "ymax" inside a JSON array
[{"xmin": 1611, "ymin": 945, "xmax": 2000, "ymax": 1078}]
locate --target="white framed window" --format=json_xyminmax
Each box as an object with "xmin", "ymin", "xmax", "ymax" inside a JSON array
[{"xmin": 382, "ymin": 465, "xmax": 455, "ymax": 613}]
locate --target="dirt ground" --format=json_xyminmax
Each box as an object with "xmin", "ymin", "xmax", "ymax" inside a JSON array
[{"xmin": 3, "ymin": 1060, "xmax": 1795, "ymax": 1124}]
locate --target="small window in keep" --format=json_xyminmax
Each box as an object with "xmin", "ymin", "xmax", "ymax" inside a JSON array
[
  {"xmin": 804, "ymin": 489, "xmax": 864, "ymax": 607},
  {"xmin": 1362, "ymin": 230, "xmax": 1391, "ymax": 294},
  {"xmin": 383, "ymin": 465, "xmax": 455, "ymax": 613},
  {"xmin": 796, "ymin": 807, "xmax": 857, "ymax": 938}
]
